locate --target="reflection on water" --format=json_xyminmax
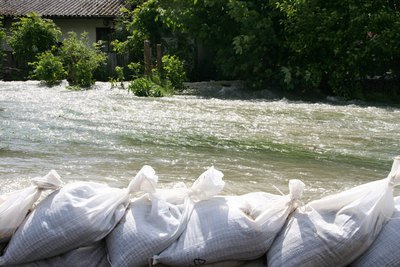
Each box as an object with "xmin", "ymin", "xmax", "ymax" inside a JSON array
[{"xmin": 1, "ymin": 81, "xmax": 399, "ymax": 201}]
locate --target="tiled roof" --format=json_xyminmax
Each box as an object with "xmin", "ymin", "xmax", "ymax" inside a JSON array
[{"xmin": 0, "ymin": 0, "xmax": 124, "ymax": 18}]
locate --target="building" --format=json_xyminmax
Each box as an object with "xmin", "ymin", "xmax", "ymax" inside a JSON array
[
  {"xmin": 0, "ymin": 0, "xmax": 124, "ymax": 47},
  {"xmin": 0, "ymin": 0, "xmax": 125, "ymax": 79}
]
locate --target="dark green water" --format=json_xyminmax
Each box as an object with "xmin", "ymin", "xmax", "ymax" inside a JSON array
[{"xmin": 1, "ymin": 81, "xmax": 399, "ymax": 201}]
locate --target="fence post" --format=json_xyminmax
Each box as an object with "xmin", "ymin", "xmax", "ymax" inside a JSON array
[
  {"xmin": 156, "ymin": 44, "xmax": 163, "ymax": 74},
  {"xmin": 144, "ymin": 40, "xmax": 151, "ymax": 76}
]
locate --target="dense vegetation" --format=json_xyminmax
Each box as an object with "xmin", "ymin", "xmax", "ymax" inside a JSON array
[
  {"xmin": 126, "ymin": 55, "xmax": 186, "ymax": 97},
  {"xmin": 1, "ymin": 1, "xmax": 400, "ymax": 100},
  {"xmin": 114, "ymin": 0, "xmax": 400, "ymax": 100},
  {"xmin": 59, "ymin": 32, "xmax": 106, "ymax": 87},
  {"xmin": 29, "ymin": 50, "xmax": 65, "ymax": 86},
  {"xmin": 278, "ymin": 0, "xmax": 400, "ymax": 99},
  {"xmin": 6, "ymin": 13, "xmax": 106, "ymax": 87},
  {"xmin": 8, "ymin": 13, "xmax": 61, "ymax": 64},
  {"xmin": 0, "ymin": 18, "xmax": 6, "ymax": 77}
]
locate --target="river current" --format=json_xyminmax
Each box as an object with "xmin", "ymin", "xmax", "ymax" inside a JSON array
[{"xmin": 1, "ymin": 81, "xmax": 399, "ymax": 201}]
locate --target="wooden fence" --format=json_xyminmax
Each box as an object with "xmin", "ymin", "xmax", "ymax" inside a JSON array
[{"xmin": 1, "ymin": 51, "xmax": 130, "ymax": 81}]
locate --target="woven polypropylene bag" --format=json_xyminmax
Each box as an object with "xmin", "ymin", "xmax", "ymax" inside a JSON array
[
  {"xmin": 0, "ymin": 165, "xmax": 157, "ymax": 265},
  {"xmin": 19, "ymin": 241, "xmax": 110, "ymax": 267},
  {"xmin": 0, "ymin": 170, "xmax": 62, "ymax": 243},
  {"xmin": 267, "ymin": 157, "xmax": 400, "ymax": 267},
  {"xmin": 106, "ymin": 166, "xmax": 225, "ymax": 267},
  {"xmin": 153, "ymin": 179, "xmax": 304, "ymax": 266},
  {"xmin": 350, "ymin": 196, "xmax": 400, "ymax": 267}
]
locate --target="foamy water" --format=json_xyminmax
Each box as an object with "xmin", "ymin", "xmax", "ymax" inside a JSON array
[{"xmin": 1, "ymin": 81, "xmax": 399, "ymax": 201}]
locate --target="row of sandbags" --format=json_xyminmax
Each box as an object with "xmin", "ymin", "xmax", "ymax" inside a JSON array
[{"xmin": 1, "ymin": 157, "xmax": 400, "ymax": 267}]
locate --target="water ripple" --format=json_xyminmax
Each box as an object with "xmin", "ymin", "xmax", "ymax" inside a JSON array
[{"xmin": 1, "ymin": 81, "xmax": 399, "ymax": 200}]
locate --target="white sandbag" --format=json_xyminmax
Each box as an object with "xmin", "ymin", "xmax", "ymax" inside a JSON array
[
  {"xmin": 350, "ymin": 196, "xmax": 400, "ymax": 266},
  {"xmin": 106, "ymin": 166, "xmax": 225, "ymax": 267},
  {"xmin": 0, "ymin": 165, "xmax": 157, "ymax": 265},
  {"xmin": 153, "ymin": 179, "xmax": 305, "ymax": 266},
  {"xmin": 267, "ymin": 157, "xmax": 400, "ymax": 267},
  {"xmin": 0, "ymin": 170, "xmax": 62, "ymax": 243},
  {"xmin": 18, "ymin": 240, "xmax": 110, "ymax": 267}
]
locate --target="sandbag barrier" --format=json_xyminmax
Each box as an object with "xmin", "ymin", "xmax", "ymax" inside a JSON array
[{"xmin": 0, "ymin": 157, "xmax": 399, "ymax": 267}]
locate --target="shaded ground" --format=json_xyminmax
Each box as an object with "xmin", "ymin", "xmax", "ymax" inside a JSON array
[
  {"xmin": 182, "ymin": 80, "xmax": 400, "ymax": 108},
  {"xmin": 181, "ymin": 80, "xmax": 315, "ymax": 101}
]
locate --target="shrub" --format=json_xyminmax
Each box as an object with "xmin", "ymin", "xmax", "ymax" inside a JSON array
[
  {"xmin": 8, "ymin": 12, "xmax": 61, "ymax": 64},
  {"xmin": 128, "ymin": 73, "xmax": 173, "ymax": 97},
  {"xmin": 277, "ymin": 0, "xmax": 400, "ymax": 98},
  {"xmin": 0, "ymin": 18, "xmax": 6, "ymax": 77},
  {"xmin": 110, "ymin": 66, "xmax": 125, "ymax": 88},
  {"xmin": 0, "ymin": 20, "xmax": 5, "ymax": 49},
  {"xmin": 111, "ymin": 0, "xmax": 163, "ymax": 60},
  {"xmin": 161, "ymin": 54, "xmax": 186, "ymax": 91},
  {"xmin": 59, "ymin": 32, "xmax": 106, "ymax": 88},
  {"xmin": 29, "ymin": 50, "xmax": 65, "ymax": 86},
  {"xmin": 127, "ymin": 62, "xmax": 143, "ymax": 79}
]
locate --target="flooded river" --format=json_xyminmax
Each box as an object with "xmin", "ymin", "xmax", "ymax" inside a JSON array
[{"xmin": 1, "ymin": 81, "xmax": 399, "ymax": 201}]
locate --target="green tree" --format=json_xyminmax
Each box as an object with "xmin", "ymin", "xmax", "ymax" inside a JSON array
[
  {"xmin": 219, "ymin": 0, "xmax": 284, "ymax": 88},
  {"xmin": 128, "ymin": 73, "xmax": 173, "ymax": 97},
  {"xmin": 112, "ymin": 0, "xmax": 165, "ymax": 59},
  {"xmin": 115, "ymin": 0, "xmax": 400, "ymax": 99},
  {"xmin": 0, "ymin": 17, "xmax": 6, "ymax": 76},
  {"xmin": 29, "ymin": 50, "xmax": 65, "ymax": 86},
  {"xmin": 277, "ymin": 0, "xmax": 400, "ymax": 98},
  {"xmin": 8, "ymin": 12, "xmax": 61, "ymax": 64},
  {"xmin": 116, "ymin": 0, "xmax": 285, "ymax": 87},
  {"xmin": 161, "ymin": 54, "xmax": 186, "ymax": 91},
  {"xmin": 59, "ymin": 32, "xmax": 107, "ymax": 87}
]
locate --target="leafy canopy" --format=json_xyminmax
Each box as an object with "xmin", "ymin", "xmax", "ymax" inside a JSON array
[
  {"xmin": 59, "ymin": 32, "xmax": 107, "ymax": 87},
  {"xmin": 30, "ymin": 50, "xmax": 65, "ymax": 86},
  {"xmin": 8, "ymin": 12, "xmax": 61, "ymax": 63}
]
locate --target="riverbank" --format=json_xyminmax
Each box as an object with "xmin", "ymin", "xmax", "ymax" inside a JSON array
[
  {"xmin": 181, "ymin": 80, "xmax": 400, "ymax": 108},
  {"xmin": 181, "ymin": 80, "xmax": 322, "ymax": 101},
  {"xmin": 1, "ymin": 78, "xmax": 397, "ymax": 107}
]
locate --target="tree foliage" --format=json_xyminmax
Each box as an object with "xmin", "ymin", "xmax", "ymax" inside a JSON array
[
  {"xmin": 59, "ymin": 32, "xmax": 107, "ymax": 87},
  {"xmin": 112, "ymin": 0, "xmax": 165, "ymax": 58},
  {"xmin": 30, "ymin": 50, "xmax": 65, "ymax": 86},
  {"xmin": 277, "ymin": 0, "xmax": 400, "ymax": 97},
  {"xmin": 114, "ymin": 0, "xmax": 284, "ymax": 86},
  {"xmin": 161, "ymin": 54, "xmax": 186, "ymax": 91},
  {"xmin": 8, "ymin": 12, "xmax": 61, "ymax": 63},
  {"xmin": 0, "ymin": 18, "xmax": 6, "ymax": 72},
  {"xmin": 113, "ymin": 0, "xmax": 400, "ymax": 98},
  {"xmin": 128, "ymin": 73, "xmax": 173, "ymax": 97}
]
